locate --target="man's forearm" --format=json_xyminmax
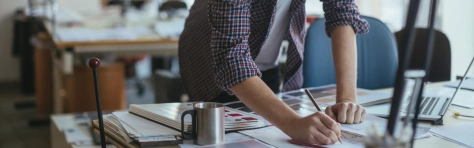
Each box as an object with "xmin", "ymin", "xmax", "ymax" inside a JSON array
[
  {"xmin": 229, "ymin": 76, "xmax": 300, "ymax": 133},
  {"xmin": 330, "ymin": 25, "xmax": 358, "ymax": 103}
]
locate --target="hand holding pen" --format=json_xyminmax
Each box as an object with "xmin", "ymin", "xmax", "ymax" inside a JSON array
[
  {"xmin": 285, "ymin": 89, "xmax": 344, "ymax": 145},
  {"xmin": 305, "ymin": 89, "xmax": 343, "ymax": 144}
]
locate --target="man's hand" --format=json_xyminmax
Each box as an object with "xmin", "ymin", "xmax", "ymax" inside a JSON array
[
  {"xmin": 286, "ymin": 112, "xmax": 341, "ymax": 145},
  {"xmin": 325, "ymin": 102, "xmax": 366, "ymax": 124},
  {"xmin": 328, "ymin": 25, "xmax": 364, "ymax": 124},
  {"xmin": 230, "ymin": 76, "xmax": 342, "ymax": 145}
]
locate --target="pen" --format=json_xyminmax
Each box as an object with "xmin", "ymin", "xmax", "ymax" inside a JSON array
[{"xmin": 304, "ymin": 89, "xmax": 342, "ymax": 144}]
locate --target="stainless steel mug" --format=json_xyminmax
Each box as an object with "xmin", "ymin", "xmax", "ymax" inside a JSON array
[{"xmin": 181, "ymin": 102, "xmax": 225, "ymax": 145}]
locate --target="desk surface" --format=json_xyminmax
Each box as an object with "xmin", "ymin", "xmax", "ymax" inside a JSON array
[
  {"xmin": 53, "ymin": 37, "xmax": 178, "ymax": 49},
  {"xmin": 42, "ymin": 20, "xmax": 179, "ymax": 49},
  {"xmin": 51, "ymin": 82, "xmax": 473, "ymax": 148}
]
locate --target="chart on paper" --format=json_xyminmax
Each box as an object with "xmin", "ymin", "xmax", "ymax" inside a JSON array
[
  {"xmin": 341, "ymin": 131, "xmax": 365, "ymax": 145},
  {"xmin": 239, "ymin": 126, "xmax": 366, "ymax": 148},
  {"xmin": 340, "ymin": 114, "xmax": 387, "ymax": 136}
]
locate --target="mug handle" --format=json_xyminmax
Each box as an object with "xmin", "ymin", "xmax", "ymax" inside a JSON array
[{"xmin": 181, "ymin": 110, "xmax": 196, "ymax": 139}]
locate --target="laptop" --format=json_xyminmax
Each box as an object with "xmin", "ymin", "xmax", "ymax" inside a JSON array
[{"xmin": 366, "ymin": 57, "xmax": 474, "ymax": 124}]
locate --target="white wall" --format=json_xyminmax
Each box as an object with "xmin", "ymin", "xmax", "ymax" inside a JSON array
[
  {"xmin": 356, "ymin": 0, "xmax": 474, "ymax": 79},
  {"xmin": 305, "ymin": 0, "xmax": 324, "ymax": 15},
  {"xmin": 0, "ymin": 1, "xmax": 28, "ymax": 82},
  {"xmin": 438, "ymin": 0, "xmax": 474, "ymax": 79},
  {"xmin": 410, "ymin": 0, "xmax": 474, "ymax": 79}
]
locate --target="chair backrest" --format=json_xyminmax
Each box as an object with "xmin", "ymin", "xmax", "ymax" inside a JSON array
[
  {"xmin": 303, "ymin": 16, "xmax": 398, "ymax": 89},
  {"xmin": 394, "ymin": 28, "xmax": 451, "ymax": 82}
]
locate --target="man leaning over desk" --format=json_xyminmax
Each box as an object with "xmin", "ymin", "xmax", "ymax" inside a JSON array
[{"xmin": 178, "ymin": 0, "xmax": 369, "ymax": 145}]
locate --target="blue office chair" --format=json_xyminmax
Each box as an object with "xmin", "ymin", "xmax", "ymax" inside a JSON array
[{"xmin": 303, "ymin": 16, "xmax": 398, "ymax": 89}]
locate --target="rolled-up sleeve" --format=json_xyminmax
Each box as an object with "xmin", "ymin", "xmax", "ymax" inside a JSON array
[
  {"xmin": 208, "ymin": 0, "xmax": 261, "ymax": 94},
  {"xmin": 321, "ymin": 0, "xmax": 370, "ymax": 37}
]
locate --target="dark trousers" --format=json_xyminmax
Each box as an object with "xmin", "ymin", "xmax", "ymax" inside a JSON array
[{"xmin": 210, "ymin": 66, "xmax": 281, "ymax": 103}]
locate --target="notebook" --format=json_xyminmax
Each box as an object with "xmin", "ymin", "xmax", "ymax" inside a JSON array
[{"xmin": 129, "ymin": 103, "xmax": 268, "ymax": 132}]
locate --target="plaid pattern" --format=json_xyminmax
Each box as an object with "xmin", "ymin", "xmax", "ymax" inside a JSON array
[
  {"xmin": 179, "ymin": 0, "xmax": 369, "ymax": 101},
  {"xmin": 322, "ymin": 0, "xmax": 369, "ymax": 37}
]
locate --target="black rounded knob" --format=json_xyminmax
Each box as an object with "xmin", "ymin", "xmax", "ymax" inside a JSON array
[{"xmin": 89, "ymin": 57, "xmax": 100, "ymax": 69}]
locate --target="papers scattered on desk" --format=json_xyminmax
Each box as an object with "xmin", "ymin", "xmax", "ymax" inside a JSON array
[
  {"xmin": 444, "ymin": 79, "xmax": 474, "ymax": 91},
  {"xmin": 239, "ymin": 126, "xmax": 367, "ymax": 148},
  {"xmin": 180, "ymin": 139, "xmax": 272, "ymax": 148},
  {"xmin": 340, "ymin": 114, "xmax": 431, "ymax": 139},
  {"xmin": 103, "ymin": 112, "xmax": 183, "ymax": 145},
  {"xmin": 24, "ymin": 5, "xmax": 85, "ymax": 22},
  {"xmin": 92, "ymin": 119, "xmax": 183, "ymax": 148},
  {"xmin": 99, "ymin": 113, "xmax": 184, "ymax": 147},
  {"xmin": 56, "ymin": 26, "xmax": 154, "ymax": 42},
  {"xmin": 154, "ymin": 18, "xmax": 185, "ymax": 39},
  {"xmin": 239, "ymin": 126, "xmax": 305, "ymax": 148},
  {"xmin": 430, "ymin": 123, "xmax": 474, "ymax": 148},
  {"xmin": 437, "ymin": 87, "xmax": 474, "ymax": 108},
  {"xmin": 178, "ymin": 133, "xmax": 262, "ymax": 148},
  {"xmin": 129, "ymin": 103, "xmax": 269, "ymax": 132},
  {"xmin": 64, "ymin": 127, "xmax": 94, "ymax": 146},
  {"xmin": 238, "ymin": 114, "xmax": 431, "ymax": 148}
]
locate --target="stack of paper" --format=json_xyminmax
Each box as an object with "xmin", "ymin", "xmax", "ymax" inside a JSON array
[
  {"xmin": 129, "ymin": 103, "xmax": 268, "ymax": 132},
  {"xmin": 103, "ymin": 114, "xmax": 133, "ymax": 142},
  {"xmin": 430, "ymin": 124, "xmax": 474, "ymax": 148},
  {"xmin": 63, "ymin": 127, "xmax": 94, "ymax": 146},
  {"xmin": 92, "ymin": 120, "xmax": 142, "ymax": 148},
  {"xmin": 111, "ymin": 111, "xmax": 180, "ymax": 138},
  {"xmin": 101, "ymin": 112, "xmax": 183, "ymax": 147}
]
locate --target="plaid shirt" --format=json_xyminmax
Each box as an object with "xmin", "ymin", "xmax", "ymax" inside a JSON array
[{"xmin": 179, "ymin": 0, "xmax": 369, "ymax": 101}]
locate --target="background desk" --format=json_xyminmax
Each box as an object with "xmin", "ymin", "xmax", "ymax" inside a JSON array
[{"xmin": 40, "ymin": 20, "xmax": 179, "ymax": 114}]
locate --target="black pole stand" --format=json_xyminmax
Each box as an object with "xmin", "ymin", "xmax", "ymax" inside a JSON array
[
  {"xmin": 385, "ymin": 0, "xmax": 440, "ymax": 147},
  {"xmin": 410, "ymin": 0, "xmax": 439, "ymax": 147},
  {"xmin": 386, "ymin": 0, "xmax": 421, "ymax": 136},
  {"xmin": 89, "ymin": 57, "xmax": 106, "ymax": 148}
]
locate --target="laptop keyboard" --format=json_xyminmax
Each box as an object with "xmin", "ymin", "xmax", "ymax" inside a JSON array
[{"xmin": 402, "ymin": 97, "xmax": 441, "ymax": 115}]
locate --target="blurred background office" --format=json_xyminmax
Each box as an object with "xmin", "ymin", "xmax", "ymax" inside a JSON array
[{"xmin": 0, "ymin": 0, "xmax": 472, "ymax": 147}]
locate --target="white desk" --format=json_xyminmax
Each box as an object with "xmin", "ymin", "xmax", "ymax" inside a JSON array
[
  {"xmin": 51, "ymin": 82, "xmax": 474, "ymax": 148},
  {"xmin": 50, "ymin": 114, "xmax": 116, "ymax": 148}
]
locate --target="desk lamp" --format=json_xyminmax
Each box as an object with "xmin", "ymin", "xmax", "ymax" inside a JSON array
[{"xmin": 89, "ymin": 57, "xmax": 106, "ymax": 148}]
